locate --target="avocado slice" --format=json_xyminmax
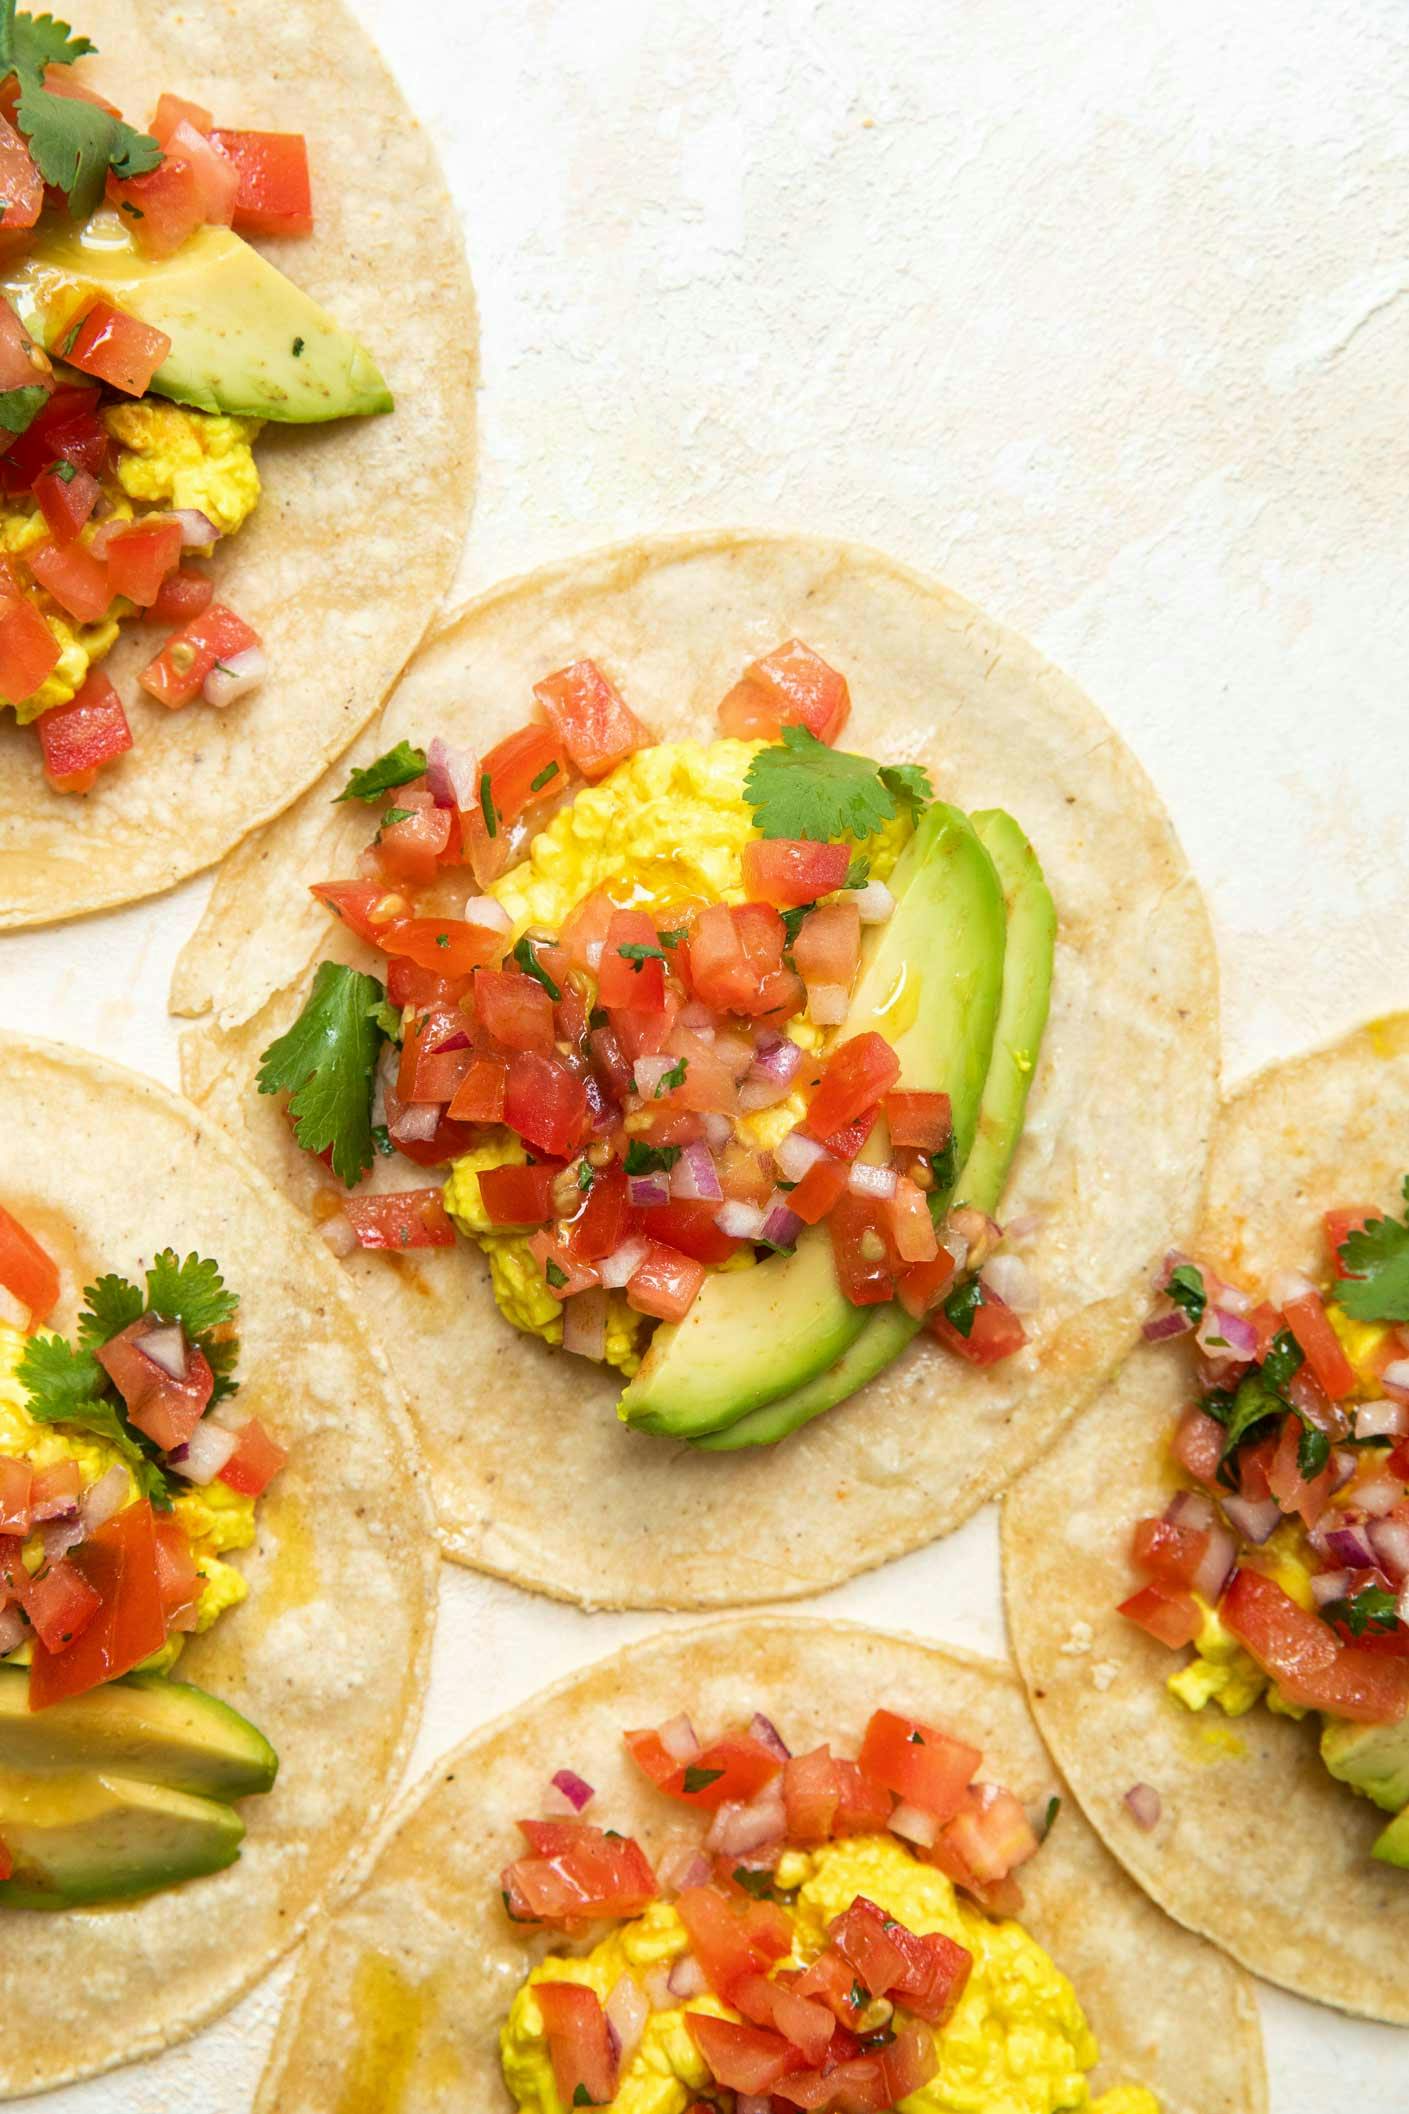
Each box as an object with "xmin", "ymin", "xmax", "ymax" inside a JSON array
[
  {"xmin": 0, "ymin": 1666, "xmax": 277, "ymax": 1800},
  {"xmin": 617, "ymin": 803, "xmax": 1008, "ymax": 1441},
  {"xmin": 1373, "ymin": 1804, "xmax": 1409, "ymax": 1868},
  {"xmin": 694, "ymin": 809, "xmax": 1054, "ymax": 1450},
  {"xmin": 2, "ymin": 212, "xmax": 391, "ymax": 422},
  {"xmin": 0, "ymin": 1769, "xmax": 244, "ymax": 1909},
  {"xmin": 1320, "ymin": 1713, "xmax": 1409, "ymax": 1814}
]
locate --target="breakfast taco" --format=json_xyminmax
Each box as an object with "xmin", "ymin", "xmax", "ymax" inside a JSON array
[
  {"xmin": 173, "ymin": 531, "xmax": 1217, "ymax": 1608},
  {"xmin": 254, "ymin": 1617, "xmax": 1265, "ymax": 2114},
  {"xmin": 0, "ymin": 0, "xmax": 475, "ymax": 928},
  {"xmin": 0, "ymin": 1030, "xmax": 435, "ymax": 2095},
  {"xmin": 1003, "ymin": 1016, "xmax": 1409, "ymax": 2020}
]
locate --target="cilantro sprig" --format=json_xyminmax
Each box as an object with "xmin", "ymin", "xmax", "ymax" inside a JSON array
[
  {"xmin": 744, "ymin": 726, "xmax": 934, "ymax": 844},
  {"xmin": 1336, "ymin": 1178, "xmax": 1409, "ymax": 1322},
  {"xmin": 0, "ymin": 4, "xmax": 161, "ymax": 219},
  {"xmin": 257, "ymin": 960, "xmax": 389, "ymax": 1186},
  {"xmin": 334, "ymin": 740, "xmax": 427, "ymax": 804}
]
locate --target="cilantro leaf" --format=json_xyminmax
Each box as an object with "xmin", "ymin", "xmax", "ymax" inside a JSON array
[
  {"xmin": 1165, "ymin": 1264, "xmax": 1206, "ymax": 1326},
  {"xmin": 334, "ymin": 740, "xmax": 427, "ymax": 804},
  {"xmin": 205, "ymin": 1333, "xmax": 241, "ymax": 1408},
  {"xmin": 75, "ymin": 1272, "xmax": 143, "ymax": 1348},
  {"xmin": 732, "ymin": 1865, "xmax": 784, "ymax": 1899},
  {"xmin": 4, "ymin": 9, "xmax": 95, "ymax": 71},
  {"xmin": 779, "ymin": 903, "xmax": 815, "ymax": 949},
  {"xmin": 623, "ymin": 1140, "xmax": 681, "ymax": 1177},
  {"xmin": 143, "ymin": 1250, "xmax": 239, "ymax": 1338},
  {"xmin": 14, "ymin": 64, "xmax": 160, "ymax": 218},
  {"xmin": 368, "ymin": 997, "xmax": 402, "ymax": 1043},
  {"xmin": 617, "ymin": 941, "xmax": 668, "ymax": 971},
  {"xmin": 513, "ymin": 934, "xmax": 561, "ymax": 1002},
  {"xmin": 878, "ymin": 761, "xmax": 935, "ymax": 815},
  {"xmin": 1041, "ymin": 1794, "xmax": 1061, "ymax": 1838},
  {"xmin": 576, "ymin": 1160, "xmax": 595, "ymax": 1192},
  {"xmin": 0, "ymin": 382, "xmax": 47, "ymax": 434},
  {"xmin": 257, "ymin": 961, "xmax": 387, "ymax": 1187},
  {"xmin": 1324, "ymin": 1585, "xmax": 1400, "ymax": 1637},
  {"xmin": 479, "ymin": 771, "xmax": 498, "ymax": 839},
  {"xmin": 1261, "ymin": 1329, "xmax": 1304, "ymax": 1390},
  {"xmin": 929, "ymin": 1134, "xmax": 959, "ymax": 1193},
  {"xmin": 844, "ymin": 853, "xmax": 871, "ymax": 890},
  {"xmin": 1338, "ymin": 1192, "xmax": 1409, "ymax": 1321},
  {"xmin": 17, "ymin": 1333, "xmax": 172, "ymax": 1507},
  {"xmin": 940, "ymin": 1275, "xmax": 982, "ymax": 1339},
  {"xmin": 530, "ymin": 759, "xmax": 560, "ymax": 793},
  {"xmin": 745, "ymin": 726, "xmax": 912, "ymax": 843},
  {"xmin": 682, "ymin": 1764, "xmax": 725, "ymax": 1794},
  {"xmin": 656, "ymin": 1057, "xmax": 688, "ymax": 1097},
  {"xmin": 1298, "ymin": 1423, "xmax": 1331, "ymax": 1480},
  {"xmin": 1215, "ymin": 1369, "xmax": 1285, "ymax": 1480},
  {"xmin": 377, "ymin": 807, "xmax": 414, "ymax": 832}
]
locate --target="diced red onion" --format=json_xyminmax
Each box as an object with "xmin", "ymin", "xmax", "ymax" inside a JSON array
[
  {"xmin": 671, "ymin": 1141, "xmax": 722, "ymax": 1203},
  {"xmin": 702, "ymin": 1111, "xmax": 733, "ymax": 1151},
  {"xmin": 203, "ymin": 645, "xmax": 266, "ymax": 708},
  {"xmin": 563, "ymin": 1287, "xmax": 607, "ymax": 1363},
  {"xmin": 739, "ymin": 1039, "xmax": 803, "ymax": 1112},
  {"xmin": 1197, "ymin": 1306, "xmax": 1257, "ymax": 1363},
  {"xmin": 634, "ymin": 1055, "xmax": 675, "ymax": 1099},
  {"xmin": 464, "ymin": 894, "xmax": 512, "ymax": 935},
  {"xmin": 1124, "ymin": 1783, "xmax": 1161, "ymax": 1831},
  {"xmin": 80, "ymin": 1465, "xmax": 128, "ymax": 1534},
  {"xmin": 658, "ymin": 1713, "xmax": 700, "ymax": 1763},
  {"xmin": 1352, "ymin": 1476, "xmax": 1403, "ymax": 1518},
  {"xmin": 1368, "ymin": 1519, "xmax": 1409, "ymax": 1582},
  {"xmin": 1165, "ymin": 1489, "xmax": 1216, "ymax": 1534},
  {"xmin": 1142, "ymin": 1304, "xmax": 1195, "ymax": 1343},
  {"xmin": 170, "ymin": 1418, "xmax": 238, "ymax": 1485},
  {"xmin": 1324, "ymin": 1523, "xmax": 1378, "ymax": 1570},
  {"xmin": 667, "ymin": 1953, "xmax": 707, "ymax": 1999},
  {"xmin": 761, "ymin": 1199, "xmax": 802, "ymax": 1250},
  {"xmin": 605, "ymin": 1976, "xmax": 649, "ymax": 2067},
  {"xmin": 888, "ymin": 1799, "xmax": 939, "ymax": 1848},
  {"xmin": 600, "ymin": 1236, "xmax": 651, "ymax": 1289},
  {"xmin": 747, "ymin": 1712, "xmax": 791, "ymax": 1760},
  {"xmin": 168, "ymin": 506, "xmax": 219, "ymax": 551},
  {"xmin": 776, "ymin": 1131, "xmax": 826, "ymax": 1183},
  {"xmin": 981, "ymin": 1252, "xmax": 1039, "ymax": 1315},
  {"xmin": 848, "ymin": 1162, "xmax": 897, "ymax": 1200},
  {"xmin": 853, "ymin": 879, "xmax": 895, "ymax": 924},
  {"xmin": 1311, "ymin": 1567, "xmax": 1352, "ymax": 1608},
  {"xmin": 551, "ymin": 1768, "xmax": 596, "ymax": 1812},
  {"xmin": 1220, "ymin": 1493, "xmax": 1281, "ymax": 1544},
  {"xmin": 655, "ymin": 1839, "xmax": 710, "ymax": 1894},
  {"xmin": 1192, "ymin": 1520, "xmax": 1237, "ymax": 1603},
  {"xmin": 41, "ymin": 1514, "xmax": 85, "ymax": 1563},
  {"xmin": 31, "ymin": 1484, "xmax": 78, "ymax": 1525},
  {"xmin": 426, "ymin": 735, "xmax": 480, "ymax": 811},
  {"xmin": 1330, "ymin": 1448, "xmax": 1358, "ymax": 1494},
  {"xmin": 627, "ymin": 1173, "xmax": 671, "ymax": 1209},
  {"xmin": 321, "ymin": 1214, "xmax": 358, "ymax": 1258},
  {"xmin": 806, "ymin": 982, "xmax": 850, "ymax": 1027},
  {"xmin": 1269, "ymin": 1268, "xmax": 1317, "ymax": 1310},
  {"xmin": 706, "ymin": 1781, "xmax": 785, "ymax": 1856},
  {"xmin": 389, "ymin": 1101, "xmax": 441, "ymax": 1145},
  {"xmin": 137, "ymin": 1323, "xmax": 188, "ymax": 1381},
  {"xmin": 0, "ymin": 1605, "xmax": 25, "ymax": 1656},
  {"xmin": 718, "ymin": 1201, "xmax": 767, "ymax": 1240},
  {"xmin": 1355, "ymin": 1399, "xmax": 1409, "ymax": 1440},
  {"xmin": 1381, "ymin": 1358, "xmax": 1409, "ymax": 1399}
]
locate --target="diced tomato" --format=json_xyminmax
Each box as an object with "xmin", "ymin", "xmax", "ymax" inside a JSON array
[
  {"xmin": 1267, "ymin": 1414, "xmax": 1333, "ymax": 1529},
  {"xmin": 150, "ymin": 93, "xmax": 213, "ymax": 144},
  {"xmin": 64, "ymin": 301, "xmax": 171, "ymax": 397},
  {"xmin": 32, "ymin": 460, "xmax": 98, "ymax": 545},
  {"xmin": 1235, "ymin": 1433, "xmax": 1277, "ymax": 1505},
  {"xmin": 742, "ymin": 837, "xmax": 851, "ymax": 907},
  {"xmin": 635, "ymin": 1198, "xmax": 739, "ymax": 1268},
  {"xmin": 534, "ymin": 658, "xmax": 649, "ymax": 780},
  {"xmin": 1, "ymin": 386, "xmax": 104, "ymax": 490},
  {"xmin": 534, "ymin": 1983, "xmax": 618, "ymax": 2110},
  {"xmin": 480, "ymin": 723, "xmax": 570, "ymax": 829},
  {"xmin": 1282, "ymin": 1289, "xmax": 1356, "ymax": 1402},
  {"xmin": 884, "ymin": 1090, "xmax": 953, "ymax": 1153},
  {"xmin": 528, "ymin": 1228, "xmax": 600, "ymax": 1300},
  {"xmin": 475, "ymin": 965, "xmax": 556, "ymax": 1052},
  {"xmin": 788, "ymin": 1151, "xmax": 850, "ymax": 1227},
  {"xmin": 473, "ymin": 1163, "xmax": 553, "ymax": 1228},
  {"xmin": 676, "ymin": 1883, "xmax": 794, "ymax": 1992},
  {"xmin": 217, "ymin": 1416, "xmax": 288, "ymax": 1497},
  {"xmin": 627, "ymin": 1241, "xmax": 706, "ymax": 1322},
  {"xmin": 0, "ymin": 591, "xmax": 58, "ymax": 702},
  {"xmin": 149, "ymin": 565, "xmax": 213, "ymax": 627},
  {"xmin": 927, "ymin": 1285, "xmax": 1027, "ymax": 1366},
  {"xmin": 783, "ymin": 1745, "xmax": 842, "ymax": 1841},
  {"xmin": 886, "ymin": 1926, "xmax": 973, "ymax": 2027},
  {"xmin": 0, "ymin": 113, "xmax": 42, "ymax": 235},
  {"xmin": 208, "ymin": 129, "xmax": 313, "ymax": 236},
  {"xmin": 804, "ymin": 1034, "xmax": 900, "ymax": 1140},
  {"xmin": 28, "ymin": 1500, "xmax": 167, "ymax": 1709},
  {"xmin": 35, "ymin": 670, "xmax": 132, "ymax": 793},
  {"xmin": 1246, "ymin": 1300, "xmax": 1281, "ymax": 1362},
  {"xmin": 897, "ymin": 1247, "xmax": 958, "ymax": 1320},
  {"xmin": 0, "ymin": 1202, "xmax": 59, "ymax": 1319},
  {"xmin": 886, "ymin": 1176, "xmax": 938, "ymax": 1264},
  {"xmin": 942, "ymin": 1783, "xmax": 1040, "ymax": 1884},
  {"xmin": 1222, "ymin": 1568, "xmax": 1409, "ymax": 1722},
  {"xmin": 106, "ymin": 152, "xmax": 207, "ymax": 258},
  {"xmin": 1172, "ymin": 1404, "xmax": 1225, "ymax": 1488},
  {"xmin": 96, "ymin": 1320, "xmax": 213, "ymax": 1452},
  {"xmin": 504, "ymin": 1051, "xmax": 590, "ymax": 1158},
  {"xmin": 379, "ymin": 1085, "xmax": 477, "ymax": 1170},
  {"xmin": 717, "ymin": 638, "xmax": 851, "ymax": 746},
  {"xmin": 103, "ymin": 516, "xmax": 183, "ymax": 608},
  {"xmin": 163, "ymin": 118, "xmax": 238, "ymax": 225},
  {"xmin": 858, "ymin": 1709, "xmax": 980, "ymax": 1820},
  {"xmin": 793, "ymin": 898, "xmax": 861, "ymax": 992},
  {"xmin": 21, "ymin": 1556, "xmax": 102, "ymax": 1655},
  {"xmin": 446, "ymin": 1058, "xmax": 507, "ymax": 1125},
  {"xmin": 152, "ymin": 1515, "xmax": 202, "ymax": 1632},
  {"xmin": 397, "ymin": 1013, "xmax": 474, "ymax": 1106},
  {"xmin": 0, "ymin": 1456, "xmax": 31, "ymax": 1534},
  {"xmin": 829, "ymin": 1192, "xmax": 896, "ymax": 1307},
  {"xmin": 26, "ymin": 536, "xmax": 111, "ymax": 625},
  {"xmin": 731, "ymin": 1975, "xmax": 834, "ymax": 2065},
  {"xmin": 373, "ymin": 790, "xmax": 453, "ymax": 884},
  {"xmin": 632, "ymin": 1730, "xmax": 783, "ymax": 1810},
  {"xmin": 687, "ymin": 902, "xmax": 789, "ymax": 1018},
  {"xmin": 139, "ymin": 602, "xmax": 261, "ymax": 709},
  {"xmin": 560, "ymin": 888, "xmax": 616, "ymax": 974},
  {"xmin": 503, "ymin": 1820, "xmax": 657, "ymax": 1927},
  {"xmin": 309, "ymin": 878, "xmax": 408, "ymax": 945},
  {"xmin": 1325, "ymin": 1205, "xmax": 1379, "ymax": 1279},
  {"xmin": 380, "ymin": 917, "xmax": 503, "ymax": 978},
  {"xmin": 341, "ymin": 1190, "xmax": 456, "ymax": 1251},
  {"xmin": 598, "ymin": 910, "xmax": 667, "ymax": 1011},
  {"xmin": 685, "ymin": 2013, "xmax": 795, "ymax": 2096},
  {"xmin": 1131, "ymin": 1515, "xmax": 1211, "ymax": 1590},
  {"xmin": 1117, "ymin": 1581, "xmax": 1202, "ymax": 1650},
  {"xmin": 611, "ymin": 990, "xmax": 683, "ymax": 1062},
  {"xmin": 384, "ymin": 959, "xmax": 471, "ymax": 1012},
  {"xmin": 830, "ymin": 1896, "xmax": 910, "ymax": 1998},
  {"xmin": 29, "ymin": 1460, "xmax": 79, "ymax": 1518}
]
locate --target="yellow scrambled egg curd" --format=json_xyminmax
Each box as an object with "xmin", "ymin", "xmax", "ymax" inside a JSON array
[
  {"xmin": 443, "ymin": 1137, "xmax": 644, "ymax": 1375},
  {"xmin": 0, "ymin": 1321, "xmax": 254, "ymax": 1651},
  {"xmin": 104, "ymin": 401, "xmax": 262, "ymax": 536},
  {"xmin": 0, "ymin": 504, "xmax": 125, "ymax": 723},
  {"xmin": 1326, "ymin": 1302, "xmax": 1393, "ymax": 1397},
  {"xmin": 501, "ymin": 1835, "xmax": 1157, "ymax": 2114}
]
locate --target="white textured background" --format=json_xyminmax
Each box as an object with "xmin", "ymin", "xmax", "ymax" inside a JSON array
[{"xmin": 7, "ymin": 0, "xmax": 1409, "ymax": 2104}]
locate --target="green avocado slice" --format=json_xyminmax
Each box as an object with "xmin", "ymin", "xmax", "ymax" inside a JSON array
[
  {"xmin": 3, "ymin": 213, "xmax": 391, "ymax": 422},
  {"xmin": 1373, "ymin": 1804, "xmax": 1409, "ymax": 1869},
  {"xmin": 692, "ymin": 809, "xmax": 1054, "ymax": 1451},
  {"xmin": 616, "ymin": 803, "xmax": 1007, "ymax": 1441},
  {"xmin": 0, "ymin": 1666, "xmax": 277, "ymax": 1800},
  {"xmin": 1320, "ymin": 1711, "xmax": 1409, "ymax": 1815},
  {"xmin": 0, "ymin": 1769, "xmax": 244, "ymax": 1909}
]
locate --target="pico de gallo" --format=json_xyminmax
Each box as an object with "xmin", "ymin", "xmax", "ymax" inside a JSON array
[
  {"xmin": 0, "ymin": 4, "xmax": 387, "ymax": 791},
  {"xmin": 1119, "ymin": 1189, "xmax": 1409, "ymax": 1861},
  {"xmin": 260, "ymin": 639, "xmax": 1037, "ymax": 1406},
  {"xmin": 0, "ymin": 1200, "xmax": 283, "ymax": 1900},
  {"xmin": 497, "ymin": 1699, "xmax": 1157, "ymax": 2114}
]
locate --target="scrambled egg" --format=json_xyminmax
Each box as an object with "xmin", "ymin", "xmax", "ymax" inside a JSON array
[
  {"xmin": 501, "ymin": 1835, "xmax": 1157, "ymax": 2114},
  {"xmin": 447, "ymin": 741, "xmax": 914, "ymax": 1366},
  {"xmin": 1, "ymin": 402, "xmax": 260, "ymax": 722},
  {"xmin": 1326, "ymin": 1304, "xmax": 1392, "ymax": 1397},
  {"xmin": 0, "ymin": 1321, "xmax": 253, "ymax": 1653}
]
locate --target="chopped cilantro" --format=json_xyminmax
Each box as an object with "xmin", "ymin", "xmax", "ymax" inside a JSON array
[
  {"xmin": 0, "ymin": 383, "xmax": 48, "ymax": 435},
  {"xmin": 656, "ymin": 1057, "xmax": 688, "ymax": 1097},
  {"xmin": 577, "ymin": 1161, "xmax": 595, "ymax": 1192},
  {"xmin": 657, "ymin": 926, "xmax": 686, "ymax": 948},
  {"xmin": 118, "ymin": 198, "xmax": 141, "ymax": 217},
  {"xmin": 907, "ymin": 1729, "xmax": 925, "ymax": 1743},
  {"xmin": 1165, "ymin": 1263, "xmax": 1207, "ymax": 1325},
  {"xmin": 1214, "ymin": 1370, "xmax": 1285, "ymax": 1480},
  {"xmin": 617, "ymin": 941, "xmax": 668, "ymax": 971},
  {"xmin": 844, "ymin": 853, "xmax": 871, "ymax": 890},
  {"xmin": 529, "ymin": 759, "xmax": 560, "ymax": 793},
  {"xmin": 572, "ymin": 2088, "xmax": 599, "ymax": 2108},
  {"xmin": 779, "ymin": 902, "xmax": 814, "ymax": 950},
  {"xmin": 929, "ymin": 1135, "xmax": 959, "ymax": 1193},
  {"xmin": 2, "ymin": 2, "xmax": 161, "ymax": 218},
  {"xmin": 434, "ymin": 933, "xmax": 449, "ymax": 949},
  {"xmin": 256, "ymin": 961, "xmax": 387, "ymax": 1187},
  {"xmin": 1324, "ymin": 1585, "xmax": 1400, "ymax": 1637},
  {"xmin": 731, "ymin": 1865, "xmax": 779, "ymax": 1899},
  {"xmin": 940, "ymin": 1275, "xmax": 982, "ymax": 1339},
  {"xmin": 1298, "ymin": 1423, "xmax": 1331, "ymax": 1480},
  {"xmin": 682, "ymin": 1764, "xmax": 725, "ymax": 1794},
  {"xmin": 292, "ymin": 335, "xmax": 305, "ymax": 357},
  {"xmin": 1042, "ymin": 1794, "xmax": 1061, "ymax": 1838},
  {"xmin": 50, "ymin": 458, "xmax": 76, "ymax": 484},
  {"xmin": 334, "ymin": 740, "xmax": 427, "ymax": 803},
  {"xmin": 371, "ymin": 1123, "xmax": 394, "ymax": 1157},
  {"xmin": 1262, "ymin": 1329, "xmax": 1304, "ymax": 1390},
  {"xmin": 1337, "ymin": 1179, "xmax": 1409, "ymax": 1321},
  {"xmin": 545, "ymin": 1260, "xmax": 568, "ymax": 1289},
  {"xmin": 16, "ymin": 1334, "xmax": 173, "ymax": 1509},
  {"xmin": 377, "ymin": 807, "xmax": 414, "ymax": 831},
  {"xmin": 513, "ymin": 934, "xmax": 561, "ymax": 1002},
  {"xmin": 624, "ymin": 1140, "xmax": 681, "ymax": 1177},
  {"xmin": 479, "ymin": 771, "xmax": 498, "ymax": 839},
  {"xmin": 75, "ymin": 1272, "xmax": 143, "ymax": 1348},
  {"xmin": 850, "ymin": 1980, "xmax": 868, "ymax": 2009},
  {"xmin": 744, "ymin": 725, "xmax": 933, "ymax": 843},
  {"xmin": 368, "ymin": 997, "xmax": 403, "ymax": 1042}
]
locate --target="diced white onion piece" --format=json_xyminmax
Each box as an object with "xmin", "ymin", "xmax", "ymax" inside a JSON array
[
  {"xmin": 563, "ymin": 1287, "xmax": 607, "ymax": 1363},
  {"xmin": 0, "ymin": 1604, "xmax": 25, "ymax": 1656},
  {"xmin": 1356, "ymin": 1399, "xmax": 1409, "ymax": 1439},
  {"xmin": 1124, "ymin": 1783, "xmax": 1161, "ymax": 1831},
  {"xmin": 941, "ymin": 1226, "xmax": 969, "ymax": 1274},
  {"xmin": 321, "ymin": 1214, "xmax": 359, "ymax": 1258},
  {"xmin": 1268, "ymin": 1268, "xmax": 1317, "ymax": 1310},
  {"xmin": 702, "ymin": 1111, "xmax": 733, "ymax": 1151},
  {"xmin": 776, "ymin": 1131, "xmax": 826, "ymax": 1183},
  {"xmin": 852, "ymin": 879, "xmax": 895, "ymax": 924},
  {"xmin": 1165, "ymin": 1489, "xmax": 1216, "ymax": 1533},
  {"xmin": 203, "ymin": 645, "xmax": 267, "ymax": 709},
  {"xmin": 1381, "ymin": 1358, "xmax": 1409, "ymax": 1398},
  {"xmin": 1002, "ymin": 1213, "xmax": 1043, "ymax": 1246},
  {"xmin": 1191, "ymin": 1519, "xmax": 1237, "ymax": 1604},
  {"xmin": 888, "ymin": 1800, "xmax": 939, "ymax": 1848},
  {"xmin": 679, "ymin": 1000, "xmax": 715, "ymax": 1030},
  {"xmin": 667, "ymin": 1953, "xmax": 707, "ymax": 1999},
  {"xmin": 705, "ymin": 1781, "xmax": 786, "ymax": 1855},
  {"xmin": 806, "ymin": 982, "xmax": 849, "ymax": 1027},
  {"xmin": 655, "ymin": 1836, "xmax": 708, "ymax": 1891},
  {"xmin": 1353, "ymin": 1476, "xmax": 1403, "ymax": 1518},
  {"xmin": 1311, "ymin": 1567, "xmax": 1352, "ymax": 1608},
  {"xmin": 717, "ymin": 1201, "xmax": 767, "ymax": 1240},
  {"xmin": 605, "ymin": 1976, "xmax": 649, "ymax": 2067},
  {"xmin": 209, "ymin": 1398, "xmax": 252, "ymax": 1434},
  {"xmin": 137, "ymin": 1322, "xmax": 188, "ymax": 1380},
  {"xmin": 389, "ymin": 1101, "xmax": 441, "ymax": 1144},
  {"xmin": 464, "ymin": 894, "xmax": 512, "ymax": 934},
  {"xmin": 980, "ymin": 1252, "xmax": 1040, "ymax": 1315},
  {"xmin": 41, "ymin": 1514, "xmax": 85, "ymax": 1564},
  {"xmin": 747, "ymin": 1712, "xmax": 791, "ymax": 1760},
  {"xmin": 634, "ymin": 1056, "xmax": 675, "ymax": 1098},
  {"xmin": 1368, "ymin": 1518, "xmax": 1409, "ymax": 1581},
  {"xmin": 170, "ymin": 1419, "xmax": 238, "ymax": 1485},
  {"xmin": 600, "ymin": 1237, "xmax": 651, "ymax": 1289},
  {"xmin": 643, "ymin": 1967, "xmax": 675, "ymax": 2012},
  {"xmin": 658, "ymin": 1714, "xmax": 701, "ymax": 1763},
  {"xmin": 848, "ymin": 1162, "xmax": 897, "ymax": 1200},
  {"xmin": 79, "ymin": 1464, "xmax": 128, "ymax": 1534},
  {"xmin": 170, "ymin": 507, "xmax": 219, "ymax": 551}
]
